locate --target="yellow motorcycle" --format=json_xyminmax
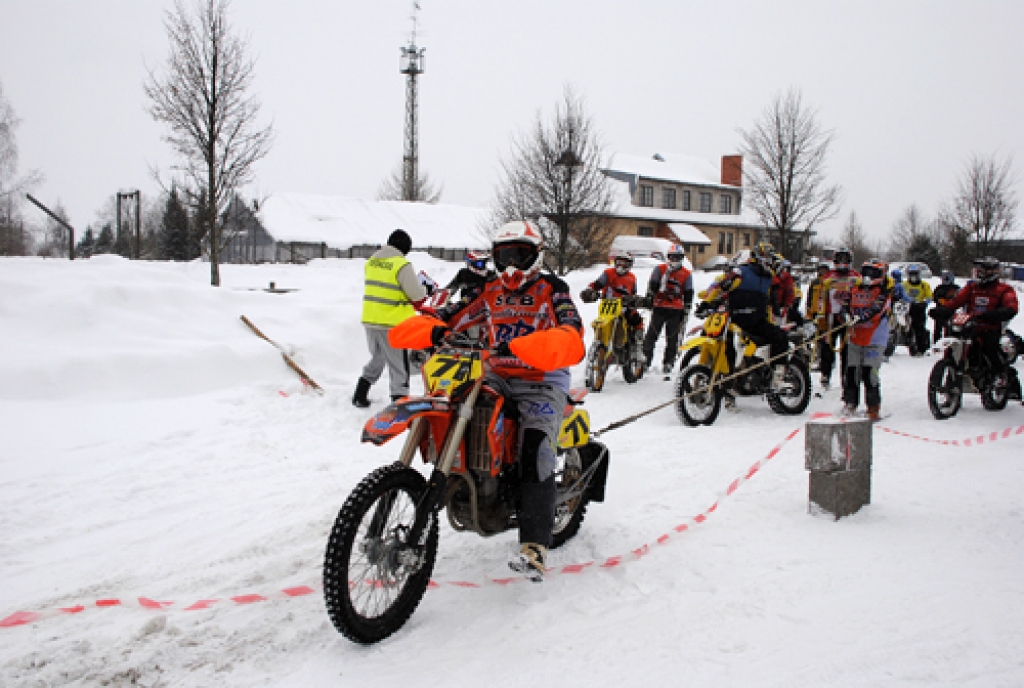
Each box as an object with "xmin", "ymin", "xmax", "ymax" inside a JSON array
[
  {"xmin": 580, "ymin": 293, "xmax": 648, "ymax": 392},
  {"xmin": 674, "ymin": 302, "xmax": 811, "ymax": 426}
]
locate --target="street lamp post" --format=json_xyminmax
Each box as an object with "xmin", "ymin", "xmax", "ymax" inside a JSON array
[{"xmin": 552, "ymin": 149, "xmax": 582, "ymax": 275}]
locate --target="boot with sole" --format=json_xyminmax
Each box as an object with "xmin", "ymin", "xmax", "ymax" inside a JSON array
[{"xmin": 352, "ymin": 377, "xmax": 371, "ymax": 408}]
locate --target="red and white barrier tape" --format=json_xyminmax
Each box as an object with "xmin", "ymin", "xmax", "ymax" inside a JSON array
[
  {"xmin": 0, "ymin": 585, "xmax": 319, "ymax": 629},
  {"xmin": 876, "ymin": 422, "xmax": 1024, "ymax": 446},
  {"xmin": 2, "ymin": 427, "xmax": 804, "ymax": 628}
]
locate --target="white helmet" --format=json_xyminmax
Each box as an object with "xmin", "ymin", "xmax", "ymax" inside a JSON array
[
  {"xmin": 492, "ymin": 220, "xmax": 545, "ymax": 291},
  {"xmin": 610, "ymin": 248, "xmax": 633, "ymax": 275}
]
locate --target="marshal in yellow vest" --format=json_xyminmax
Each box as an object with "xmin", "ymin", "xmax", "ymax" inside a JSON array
[{"xmin": 362, "ymin": 255, "xmax": 416, "ymax": 326}]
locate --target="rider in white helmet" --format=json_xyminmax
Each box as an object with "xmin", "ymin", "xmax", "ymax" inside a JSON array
[{"xmin": 389, "ymin": 220, "xmax": 586, "ymax": 581}]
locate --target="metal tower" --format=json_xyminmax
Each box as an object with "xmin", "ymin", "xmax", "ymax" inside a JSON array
[{"xmin": 399, "ymin": 3, "xmax": 425, "ymax": 201}]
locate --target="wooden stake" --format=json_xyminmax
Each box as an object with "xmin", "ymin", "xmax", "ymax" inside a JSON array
[{"xmin": 240, "ymin": 315, "xmax": 324, "ymax": 395}]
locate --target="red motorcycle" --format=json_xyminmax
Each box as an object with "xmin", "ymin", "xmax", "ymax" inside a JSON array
[{"xmin": 323, "ymin": 333, "xmax": 609, "ymax": 644}]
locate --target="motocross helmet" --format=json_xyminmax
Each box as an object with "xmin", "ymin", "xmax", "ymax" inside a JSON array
[
  {"xmin": 731, "ymin": 249, "xmax": 752, "ymax": 269},
  {"xmin": 610, "ymin": 248, "xmax": 634, "ymax": 275},
  {"xmin": 891, "ymin": 268, "xmax": 902, "ymax": 282},
  {"xmin": 941, "ymin": 269, "xmax": 955, "ymax": 285},
  {"xmin": 860, "ymin": 259, "xmax": 887, "ymax": 287},
  {"xmin": 465, "ymin": 250, "xmax": 490, "ymax": 276},
  {"xmin": 751, "ymin": 242, "xmax": 776, "ymax": 273},
  {"xmin": 973, "ymin": 256, "xmax": 1001, "ymax": 285},
  {"xmin": 833, "ymin": 247, "xmax": 853, "ymax": 272},
  {"xmin": 780, "ymin": 259, "xmax": 792, "ymax": 274},
  {"xmin": 817, "ymin": 260, "xmax": 831, "ymax": 274},
  {"xmin": 907, "ymin": 264, "xmax": 921, "ymax": 284},
  {"xmin": 492, "ymin": 220, "xmax": 544, "ymax": 291},
  {"xmin": 667, "ymin": 244, "xmax": 685, "ymax": 270}
]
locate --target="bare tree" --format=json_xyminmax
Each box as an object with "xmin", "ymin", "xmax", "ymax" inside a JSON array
[
  {"xmin": 889, "ymin": 204, "xmax": 944, "ymax": 271},
  {"xmin": 888, "ymin": 204, "xmax": 928, "ymax": 258},
  {"xmin": 0, "ymin": 80, "xmax": 42, "ymax": 256},
  {"xmin": 144, "ymin": 0, "xmax": 273, "ymax": 286},
  {"xmin": 377, "ymin": 161, "xmax": 442, "ymax": 203},
  {"xmin": 839, "ymin": 210, "xmax": 871, "ymax": 267},
  {"xmin": 939, "ymin": 153, "xmax": 1018, "ymax": 259},
  {"xmin": 489, "ymin": 88, "xmax": 615, "ymax": 275},
  {"xmin": 738, "ymin": 89, "xmax": 843, "ymax": 260}
]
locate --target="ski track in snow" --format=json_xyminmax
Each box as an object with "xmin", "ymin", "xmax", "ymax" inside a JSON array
[{"xmin": 1, "ymin": 255, "xmax": 1023, "ymax": 687}]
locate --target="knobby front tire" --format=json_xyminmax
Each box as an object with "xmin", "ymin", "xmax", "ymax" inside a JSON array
[{"xmin": 324, "ymin": 462, "xmax": 439, "ymax": 644}]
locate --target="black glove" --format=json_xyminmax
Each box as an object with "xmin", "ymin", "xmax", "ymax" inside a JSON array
[
  {"xmin": 929, "ymin": 305, "xmax": 951, "ymax": 321},
  {"xmin": 430, "ymin": 326, "xmax": 451, "ymax": 347},
  {"xmin": 424, "ymin": 283, "xmax": 435, "ymax": 296},
  {"xmin": 580, "ymin": 288, "xmax": 597, "ymax": 303},
  {"xmin": 494, "ymin": 340, "xmax": 514, "ymax": 357},
  {"xmin": 695, "ymin": 301, "xmax": 712, "ymax": 318}
]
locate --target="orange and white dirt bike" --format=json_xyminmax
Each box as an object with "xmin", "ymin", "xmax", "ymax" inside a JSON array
[
  {"xmin": 323, "ymin": 333, "xmax": 610, "ymax": 644},
  {"xmin": 581, "ymin": 293, "xmax": 648, "ymax": 391}
]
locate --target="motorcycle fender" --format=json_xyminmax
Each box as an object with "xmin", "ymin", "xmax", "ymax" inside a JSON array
[
  {"xmin": 580, "ymin": 441, "xmax": 610, "ymax": 503},
  {"xmin": 361, "ymin": 397, "xmax": 450, "ymax": 446},
  {"xmin": 558, "ymin": 408, "xmax": 591, "ymax": 449}
]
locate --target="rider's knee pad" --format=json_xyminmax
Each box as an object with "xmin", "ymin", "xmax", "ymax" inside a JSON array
[{"xmin": 519, "ymin": 428, "xmax": 546, "ymax": 484}]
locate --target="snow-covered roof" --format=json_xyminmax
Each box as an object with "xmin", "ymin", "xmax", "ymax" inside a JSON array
[
  {"xmin": 667, "ymin": 223, "xmax": 712, "ymax": 245},
  {"xmin": 606, "ymin": 179, "xmax": 763, "ymax": 229},
  {"xmin": 258, "ymin": 193, "xmax": 491, "ymax": 250},
  {"xmin": 604, "ymin": 151, "xmax": 736, "ymax": 191}
]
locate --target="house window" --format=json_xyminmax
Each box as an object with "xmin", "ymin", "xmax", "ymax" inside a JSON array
[
  {"xmin": 718, "ymin": 232, "xmax": 726, "ymax": 254},
  {"xmin": 743, "ymin": 233, "xmax": 751, "ymax": 247},
  {"xmin": 697, "ymin": 245, "xmax": 705, "ymax": 253},
  {"xmin": 699, "ymin": 192, "xmax": 712, "ymax": 213},
  {"xmin": 639, "ymin": 185, "xmax": 654, "ymax": 207},
  {"xmin": 662, "ymin": 188, "xmax": 676, "ymax": 209},
  {"xmin": 727, "ymin": 233, "xmax": 734, "ymax": 254},
  {"xmin": 638, "ymin": 226, "xmax": 654, "ymax": 237},
  {"xmin": 682, "ymin": 190, "xmax": 691, "ymax": 211},
  {"xmin": 719, "ymin": 195, "xmax": 733, "ymax": 214}
]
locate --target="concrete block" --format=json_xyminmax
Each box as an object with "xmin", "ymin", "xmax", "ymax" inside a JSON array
[
  {"xmin": 805, "ymin": 416, "xmax": 872, "ymax": 473},
  {"xmin": 809, "ymin": 469, "xmax": 871, "ymax": 520}
]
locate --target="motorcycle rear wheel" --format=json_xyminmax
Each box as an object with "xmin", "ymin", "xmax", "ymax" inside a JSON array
[
  {"xmin": 324, "ymin": 462, "xmax": 438, "ymax": 644},
  {"xmin": 981, "ymin": 372, "xmax": 1010, "ymax": 411},
  {"xmin": 927, "ymin": 359, "xmax": 962, "ymax": 420},
  {"xmin": 675, "ymin": 364, "xmax": 721, "ymax": 426},
  {"xmin": 766, "ymin": 360, "xmax": 812, "ymax": 415},
  {"xmin": 585, "ymin": 342, "xmax": 609, "ymax": 392}
]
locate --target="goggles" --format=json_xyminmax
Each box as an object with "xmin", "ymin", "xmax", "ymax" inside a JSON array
[
  {"xmin": 467, "ymin": 259, "xmax": 488, "ymax": 271},
  {"xmin": 493, "ymin": 242, "xmax": 538, "ymax": 272},
  {"xmin": 860, "ymin": 265, "xmax": 883, "ymax": 281},
  {"xmin": 667, "ymin": 253, "xmax": 684, "ymax": 263}
]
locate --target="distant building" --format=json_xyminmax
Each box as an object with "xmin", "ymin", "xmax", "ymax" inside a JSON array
[
  {"xmin": 223, "ymin": 193, "xmax": 490, "ymax": 264},
  {"xmin": 602, "ymin": 152, "xmax": 787, "ymax": 269}
]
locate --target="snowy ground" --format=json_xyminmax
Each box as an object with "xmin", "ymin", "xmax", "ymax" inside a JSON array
[{"xmin": 1, "ymin": 255, "xmax": 1023, "ymax": 687}]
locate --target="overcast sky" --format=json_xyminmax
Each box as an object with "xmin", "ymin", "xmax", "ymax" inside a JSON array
[{"xmin": 2, "ymin": 0, "xmax": 1022, "ymax": 246}]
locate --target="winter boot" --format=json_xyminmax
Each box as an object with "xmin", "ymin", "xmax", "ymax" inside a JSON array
[
  {"xmin": 820, "ymin": 373, "xmax": 831, "ymax": 390},
  {"xmin": 352, "ymin": 377, "xmax": 371, "ymax": 409},
  {"xmin": 771, "ymin": 364, "xmax": 788, "ymax": 391},
  {"xmin": 662, "ymin": 363, "xmax": 673, "ymax": 376},
  {"xmin": 509, "ymin": 543, "xmax": 547, "ymax": 582},
  {"xmin": 842, "ymin": 403, "xmax": 858, "ymax": 417},
  {"xmin": 866, "ymin": 405, "xmax": 881, "ymax": 422}
]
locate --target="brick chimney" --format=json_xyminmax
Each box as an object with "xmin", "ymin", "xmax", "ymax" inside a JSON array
[{"xmin": 721, "ymin": 155, "xmax": 743, "ymax": 187}]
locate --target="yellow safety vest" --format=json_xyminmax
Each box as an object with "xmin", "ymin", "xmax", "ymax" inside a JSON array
[{"xmin": 362, "ymin": 255, "xmax": 416, "ymax": 326}]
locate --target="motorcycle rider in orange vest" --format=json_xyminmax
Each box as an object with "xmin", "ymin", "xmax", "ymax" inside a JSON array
[{"xmin": 389, "ymin": 221, "xmax": 586, "ymax": 581}]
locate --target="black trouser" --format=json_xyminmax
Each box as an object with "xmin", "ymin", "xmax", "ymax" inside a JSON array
[
  {"xmin": 932, "ymin": 316, "xmax": 952, "ymax": 345},
  {"xmin": 643, "ymin": 307, "xmax": 685, "ymax": 366},
  {"xmin": 819, "ymin": 320, "xmax": 849, "ymax": 381},
  {"xmin": 733, "ymin": 316, "xmax": 788, "ymax": 362},
  {"xmin": 842, "ymin": 344, "xmax": 883, "ymax": 408},
  {"xmin": 909, "ymin": 302, "xmax": 929, "ymax": 354}
]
